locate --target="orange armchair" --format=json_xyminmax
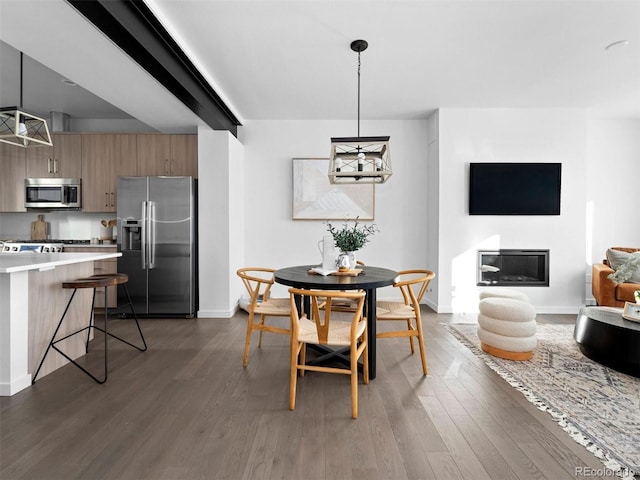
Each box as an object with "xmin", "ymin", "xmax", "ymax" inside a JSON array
[{"xmin": 592, "ymin": 248, "xmax": 640, "ymax": 307}]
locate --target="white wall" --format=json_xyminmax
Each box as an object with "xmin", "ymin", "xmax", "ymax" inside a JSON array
[
  {"xmin": 586, "ymin": 118, "xmax": 640, "ymax": 262},
  {"xmin": 436, "ymin": 109, "xmax": 588, "ymax": 314},
  {"xmin": 425, "ymin": 112, "xmax": 440, "ymax": 311},
  {"xmin": 197, "ymin": 127, "xmax": 244, "ymax": 318},
  {"xmin": 238, "ymin": 119, "xmax": 430, "ymax": 299}
]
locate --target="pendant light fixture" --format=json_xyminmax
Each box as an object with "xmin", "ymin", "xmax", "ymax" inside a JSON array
[
  {"xmin": 328, "ymin": 39, "xmax": 391, "ymax": 184},
  {"xmin": 0, "ymin": 52, "xmax": 52, "ymax": 148}
]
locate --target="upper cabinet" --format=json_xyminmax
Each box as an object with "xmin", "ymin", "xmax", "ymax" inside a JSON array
[
  {"xmin": 137, "ymin": 134, "xmax": 197, "ymax": 177},
  {"xmin": 1, "ymin": 133, "xmax": 197, "ymax": 213},
  {"xmin": 137, "ymin": 134, "xmax": 170, "ymax": 176},
  {"xmin": 0, "ymin": 142, "xmax": 26, "ymax": 212},
  {"xmin": 25, "ymin": 134, "xmax": 82, "ymax": 178},
  {"xmin": 170, "ymin": 135, "xmax": 198, "ymax": 177},
  {"xmin": 81, "ymin": 135, "xmax": 137, "ymax": 212}
]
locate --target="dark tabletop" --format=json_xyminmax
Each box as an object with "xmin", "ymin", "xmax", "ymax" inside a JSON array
[
  {"xmin": 579, "ymin": 306, "xmax": 640, "ymax": 332},
  {"xmin": 274, "ymin": 265, "xmax": 399, "ymax": 291}
]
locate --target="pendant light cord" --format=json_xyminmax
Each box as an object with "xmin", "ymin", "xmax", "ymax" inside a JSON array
[
  {"xmin": 357, "ymin": 50, "xmax": 361, "ymax": 138},
  {"xmin": 19, "ymin": 52, "xmax": 24, "ymax": 108}
]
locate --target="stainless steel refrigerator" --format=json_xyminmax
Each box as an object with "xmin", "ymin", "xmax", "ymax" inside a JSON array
[{"xmin": 117, "ymin": 176, "xmax": 197, "ymax": 317}]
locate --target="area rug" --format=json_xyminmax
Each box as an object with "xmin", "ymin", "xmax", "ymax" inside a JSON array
[{"xmin": 443, "ymin": 323, "xmax": 640, "ymax": 479}]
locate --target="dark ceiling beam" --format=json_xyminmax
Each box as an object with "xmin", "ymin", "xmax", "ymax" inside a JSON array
[{"xmin": 67, "ymin": 0, "xmax": 240, "ymax": 136}]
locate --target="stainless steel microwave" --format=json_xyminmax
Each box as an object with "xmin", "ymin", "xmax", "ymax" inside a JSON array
[{"xmin": 25, "ymin": 178, "xmax": 82, "ymax": 209}]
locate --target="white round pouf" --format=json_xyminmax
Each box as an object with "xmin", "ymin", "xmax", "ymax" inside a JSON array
[
  {"xmin": 479, "ymin": 288, "xmax": 529, "ymax": 303},
  {"xmin": 477, "ymin": 327, "xmax": 538, "ymax": 353},
  {"xmin": 479, "ymin": 297, "xmax": 535, "ymax": 322},
  {"xmin": 478, "ymin": 314, "xmax": 537, "ymax": 337},
  {"xmin": 477, "ymin": 297, "xmax": 537, "ymax": 360}
]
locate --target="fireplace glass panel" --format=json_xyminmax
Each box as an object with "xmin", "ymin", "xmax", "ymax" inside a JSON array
[{"xmin": 478, "ymin": 250, "xmax": 549, "ymax": 287}]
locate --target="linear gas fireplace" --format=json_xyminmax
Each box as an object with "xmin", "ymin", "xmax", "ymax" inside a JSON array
[{"xmin": 477, "ymin": 249, "xmax": 549, "ymax": 287}]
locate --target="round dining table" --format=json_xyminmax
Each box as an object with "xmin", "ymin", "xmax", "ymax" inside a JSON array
[{"xmin": 274, "ymin": 264, "xmax": 399, "ymax": 379}]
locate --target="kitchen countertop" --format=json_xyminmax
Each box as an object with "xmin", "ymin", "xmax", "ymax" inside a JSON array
[
  {"xmin": 63, "ymin": 244, "xmax": 117, "ymax": 249},
  {"xmin": 0, "ymin": 251, "xmax": 121, "ymax": 274}
]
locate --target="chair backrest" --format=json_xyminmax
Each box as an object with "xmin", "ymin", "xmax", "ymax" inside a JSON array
[
  {"xmin": 288, "ymin": 288, "xmax": 366, "ymax": 345},
  {"xmin": 394, "ymin": 270, "xmax": 436, "ymax": 307},
  {"xmin": 237, "ymin": 267, "xmax": 276, "ymax": 308}
]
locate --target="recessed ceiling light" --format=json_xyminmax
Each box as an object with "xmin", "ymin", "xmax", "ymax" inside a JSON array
[
  {"xmin": 605, "ymin": 40, "xmax": 630, "ymax": 51},
  {"xmin": 61, "ymin": 79, "xmax": 77, "ymax": 86}
]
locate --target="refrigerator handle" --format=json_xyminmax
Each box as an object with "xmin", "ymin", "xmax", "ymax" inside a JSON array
[
  {"xmin": 148, "ymin": 201, "xmax": 156, "ymax": 269},
  {"xmin": 141, "ymin": 201, "xmax": 148, "ymax": 270}
]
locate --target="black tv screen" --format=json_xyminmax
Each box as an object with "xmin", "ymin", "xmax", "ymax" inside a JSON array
[{"xmin": 469, "ymin": 163, "xmax": 561, "ymax": 215}]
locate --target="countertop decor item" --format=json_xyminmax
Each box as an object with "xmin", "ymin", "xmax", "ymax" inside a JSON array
[
  {"xmin": 99, "ymin": 219, "xmax": 117, "ymax": 241},
  {"xmin": 328, "ymin": 39, "xmax": 392, "ymax": 184},
  {"xmin": 30, "ymin": 214, "xmax": 48, "ymax": 241}
]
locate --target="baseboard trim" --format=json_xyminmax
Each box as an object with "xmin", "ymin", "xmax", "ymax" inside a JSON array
[{"xmin": 197, "ymin": 304, "xmax": 239, "ymax": 318}]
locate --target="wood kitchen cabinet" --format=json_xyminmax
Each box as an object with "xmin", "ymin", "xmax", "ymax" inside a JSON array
[
  {"xmin": 170, "ymin": 135, "xmax": 197, "ymax": 176},
  {"xmin": 81, "ymin": 134, "xmax": 137, "ymax": 212},
  {"xmin": 0, "ymin": 142, "xmax": 26, "ymax": 212},
  {"xmin": 25, "ymin": 133, "xmax": 82, "ymax": 178},
  {"xmin": 137, "ymin": 134, "xmax": 197, "ymax": 177}
]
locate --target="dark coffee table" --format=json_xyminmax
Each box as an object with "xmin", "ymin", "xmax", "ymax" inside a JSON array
[{"xmin": 574, "ymin": 306, "xmax": 640, "ymax": 377}]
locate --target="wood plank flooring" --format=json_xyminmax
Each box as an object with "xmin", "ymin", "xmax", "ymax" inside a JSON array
[{"xmin": 0, "ymin": 309, "xmax": 623, "ymax": 479}]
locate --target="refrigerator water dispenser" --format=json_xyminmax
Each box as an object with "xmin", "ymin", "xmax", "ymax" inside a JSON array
[{"xmin": 122, "ymin": 219, "xmax": 142, "ymax": 251}]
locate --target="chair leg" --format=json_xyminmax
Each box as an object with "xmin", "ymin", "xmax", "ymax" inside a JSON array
[
  {"xmin": 407, "ymin": 319, "xmax": 415, "ymax": 353},
  {"xmin": 299, "ymin": 343, "xmax": 306, "ymax": 377},
  {"xmin": 257, "ymin": 314, "xmax": 266, "ymax": 347},
  {"xmin": 289, "ymin": 341, "xmax": 299, "ymax": 411},
  {"xmin": 415, "ymin": 316, "xmax": 428, "ymax": 376},
  {"xmin": 351, "ymin": 342, "xmax": 359, "ymax": 419},
  {"xmin": 243, "ymin": 311, "xmax": 255, "ymax": 367}
]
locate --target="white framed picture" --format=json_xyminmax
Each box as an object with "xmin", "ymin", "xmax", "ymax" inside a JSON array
[{"xmin": 292, "ymin": 158, "xmax": 374, "ymax": 220}]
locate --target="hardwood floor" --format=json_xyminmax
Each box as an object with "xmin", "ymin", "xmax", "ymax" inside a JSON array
[{"xmin": 0, "ymin": 309, "xmax": 621, "ymax": 479}]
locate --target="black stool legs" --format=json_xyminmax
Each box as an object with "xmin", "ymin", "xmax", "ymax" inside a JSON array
[
  {"xmin": 98, "ymin": 279, "xmax": 147, "ymax": 352},
  {"xmin": 32, "ymin": 274, "xmax": 147, "ymax": 385},
  {"xmin": 32, "ymin": 277, "xmax": 112, "ymax": 384}
]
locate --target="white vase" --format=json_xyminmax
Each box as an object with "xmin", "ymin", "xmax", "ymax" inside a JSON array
[{"xmin": 336, "ymin": 251, "xmax": 357, "ymax": 270}]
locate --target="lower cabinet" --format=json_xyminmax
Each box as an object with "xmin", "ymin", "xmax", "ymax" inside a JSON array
[{"xmin": 64, "ymin": 247, "xmax": 117, "ymax": 308}]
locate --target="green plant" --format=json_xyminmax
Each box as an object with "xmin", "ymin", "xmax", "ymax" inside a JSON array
[{"xmin": 325, "ymin": 218, "xmax": 378, "ymax": 252}]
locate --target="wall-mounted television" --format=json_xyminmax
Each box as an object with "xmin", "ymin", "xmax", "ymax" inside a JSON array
[{"xmin": 469, "ymin": 163, "xmax": 561, "ymax": 215}]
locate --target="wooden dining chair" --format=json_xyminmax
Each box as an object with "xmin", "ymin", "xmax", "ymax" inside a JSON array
[
  {"xmin": 376, "ymin": 270, "xmax": 435, "ymax": 375},
  {"xmin": 288, "ymin": 288, "xmax": 368, "ymax": 419},
  {"xmin": 237, "ymin": 267, "xmax": 291, "ymax": 367},
  {"xmin": 331, "ymin": 260, "xmax": 366, "ymax": 312}
]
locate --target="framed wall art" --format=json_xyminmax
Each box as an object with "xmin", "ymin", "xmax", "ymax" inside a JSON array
[{"xmin": 292, "ymin": 158, "xmax": 374, "ymax": 220}]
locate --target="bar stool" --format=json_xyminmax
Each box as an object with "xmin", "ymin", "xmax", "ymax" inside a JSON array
[
  {"xmin": 89, "ymin": 273, "xmax": 147, "ymax": 353},
  {"xmin": 32, "ymin": 273, "xmax": 146, "ymax": 385}
]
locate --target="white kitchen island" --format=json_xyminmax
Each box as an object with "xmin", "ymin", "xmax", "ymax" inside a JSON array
[{"xmin": 0, "ymin": 251, "xmax": 121, "ymax": 396}]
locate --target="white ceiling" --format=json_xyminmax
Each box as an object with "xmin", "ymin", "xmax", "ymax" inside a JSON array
[{"xmin": 1, "ymin": 0, "xmax": 639, "ymax": 133}]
